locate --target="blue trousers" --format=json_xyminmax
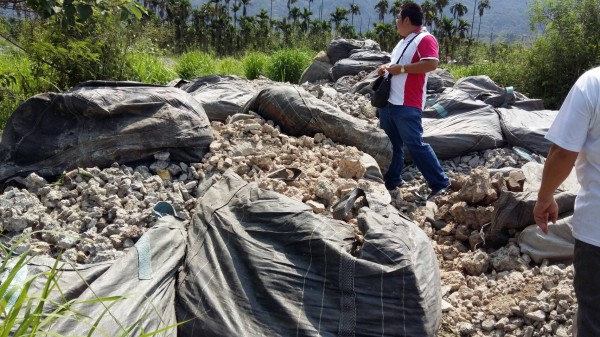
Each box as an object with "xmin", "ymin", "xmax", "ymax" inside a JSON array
[{"xmin": 379, "ymin": 103, "xmax": 449, "ymax": 191}]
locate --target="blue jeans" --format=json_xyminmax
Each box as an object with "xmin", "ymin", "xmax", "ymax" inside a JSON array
[{"xmin": 379, "ymin": 103, "xmax": 449, "ymax": 190}]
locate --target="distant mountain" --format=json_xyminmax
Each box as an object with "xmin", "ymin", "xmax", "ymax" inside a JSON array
[{"xmin": 190, "ymin": 0, "xmax": 537, "ymax": 43}]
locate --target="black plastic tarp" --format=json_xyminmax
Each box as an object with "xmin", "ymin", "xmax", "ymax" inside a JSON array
[
  {"xmin": 7, "ymin": 215, "xmax": 186, "ymax": 336},
  {"xmin": 420, "ymin": 106, "xmax": 505, "ymax": 160},
  {"xmin": 487, "ymin": 190, "xmax": 575, "ymax": 246},
  {"xmin": 176, "ymin": 170, "xmax": 441, "ymax": 336},
  {"xmin": 326, "ymin": 38, "xmax": 381, "ymax": 65},
  {"xmin": 240, "ymin": 84, "xmax": 393, "ymax": 172},
  {"xmin": 422, "ymin": 88, "xmax": 490, "ymax": 119},
  {"xmin": 453, "ymin": 75, "xmax": 544, "ymax": 110},
  {"xmin": 330, "ymin": 59, "xmax": 383, "ymax": 81},
  {"xmin": 181, "ymin": 75, "xmax": 259, "ymax": 122},
  {"xmin": 241, "ymin": 84, "xmax": 505, "ymax": 168},
  {"xmin": 496, "ymin": 107, "xmax": 557, "ymax": 156},
  {"xmin": 0, "ymin": 81, "xmax": 212, "ymax": 184}
]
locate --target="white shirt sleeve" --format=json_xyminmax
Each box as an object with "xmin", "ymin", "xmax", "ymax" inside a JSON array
[{"xmin": 545, "ymin": 77, "xmax": 592, "ymax": 153}]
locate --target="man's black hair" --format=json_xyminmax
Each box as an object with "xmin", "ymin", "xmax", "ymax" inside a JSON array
[{"xmin": 400, "ymin": 2, "xmax": 424, "ymax": 26}]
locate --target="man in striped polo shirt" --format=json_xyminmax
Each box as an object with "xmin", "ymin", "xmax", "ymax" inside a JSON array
[{"xmin": 377, "ymin": 2, "xmax": 450, "ymax": 200}]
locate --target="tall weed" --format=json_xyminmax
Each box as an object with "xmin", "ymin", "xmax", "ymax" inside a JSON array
[
  {"xmin": 0, "ymin": 50, "xmax": 38, "ymax": 129},
  {"xmin": 266, "ymin": 49, "xmax": 313, "ymax": 84},
  {"xmin": 127, "ymin": 52, "xmax": 177, "ymax": 84},
  {"xmin": 243, "ymin": 52, "xmax": 269, "ymax": 80},
  {"xmin": 175, "ymin": 51, "xmax": 216, "ymax": 80},
  {"xmin": 215, "ymin": 56, "xmax": 244, "ymax": 76}
]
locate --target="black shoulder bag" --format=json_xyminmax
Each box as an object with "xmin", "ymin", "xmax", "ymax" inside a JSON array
[{"xmin": 370, "ymin": 32, "xmax": 422, "ymax": 108}]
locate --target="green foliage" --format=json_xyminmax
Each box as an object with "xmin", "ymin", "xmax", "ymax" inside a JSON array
[
  {"xmin": 127, "ymin": 52, "xmax": 177, "ymax": 84},
  {"xmin": 0, "ymin": 49, "xmax": 36, "ymax": 129},
  {"xmin": 266, "ymin": 49, "xmax": 313, "ymax": 83},
  {"xmin": 444, "ymin": 43, "xmax": 529, "ymax": 94},
  {"xmin": 215, "ymin": 56, "xmax": 244, "ymax": 76},
  {"xmin": 243, "ymin": 52, "xmax": 269, "ymax": 80},
  {"xmin": 25, "ymin": 0, "xmax": 147, "ymax": 28},
  {"xmin": 175, "ymin": 51, "xmax": 216, "ymax": 79},
  {"xmin": 522, "ymin": 0, "xmax": 600, "ymax": 108}
]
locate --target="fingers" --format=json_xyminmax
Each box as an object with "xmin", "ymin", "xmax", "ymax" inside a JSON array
[
  {"xmin": 534, "ymin": 213, "xmax": 549, "ymax": 235},
  {"xmin": 549, "ymin": 211, "xmax": 558, "ymax": 225},
  {"xmin": 533, "ymin": 199, "xmax": 552, "ymax": 235},
  {"xmin": 538, "ymin": 221, "xmax": 549, "ymax": 235}
]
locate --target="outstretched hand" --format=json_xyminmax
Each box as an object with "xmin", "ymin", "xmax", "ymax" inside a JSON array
[{"xmin": 533, "ymin": 196, "xmax": 558, "ymax": 234}]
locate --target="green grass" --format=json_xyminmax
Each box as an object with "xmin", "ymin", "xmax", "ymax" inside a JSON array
[
  {"xmin": 242, "ymin": 52, "xmax": 269, "ymax": 80},
  {"xmin": 0, "ymin": 49, "xmax": 35, "ymax": 129},
  {"xmin": 174, "ymin": 51, "xmax": 216, "ymax": 80},
  {"xmin": 266, "ymin": 48, "xmax": 313, "ymax": 84},
  {"xmin": 214, "ymin": 56, "xmax": 244, "ymax": 77},
  {"xmin": 127, "ymin": 52, "xmax": 178, "ymax": 85},
  {"xmin": 443, "ymin": 59, "xmax": 529, "ymax": 96}
]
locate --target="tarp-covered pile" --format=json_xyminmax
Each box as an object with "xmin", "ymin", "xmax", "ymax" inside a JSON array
[
  {"xmin": 0, "ymin": 81, "xmax": 213, "ymax": 184},
  {"xmin": 6, "ymin": 171, "xmax": 442, "ymax": 336}
]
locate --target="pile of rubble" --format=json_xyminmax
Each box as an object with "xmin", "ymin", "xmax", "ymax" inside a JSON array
[{"xmin": 0, "ymin": 79, "xmax": 575, "ymax": 337}]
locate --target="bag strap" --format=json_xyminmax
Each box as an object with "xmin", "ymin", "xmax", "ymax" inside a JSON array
[{"xmin": 392, "ymin": 32, "xmax": 422, "ymax": 66}]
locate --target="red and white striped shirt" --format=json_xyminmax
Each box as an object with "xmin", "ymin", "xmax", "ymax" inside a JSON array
[{"xmin": 387, "ymin": 28, "xmax": 439, "ymax": 109}]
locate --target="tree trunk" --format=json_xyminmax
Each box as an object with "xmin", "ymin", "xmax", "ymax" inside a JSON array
[
  {"xmin": 470, "ymin": 0, "xmax": 477, "ymax": 39},
  {"xmin": 477, "ymin": 15, "xmax": 482, "ymax": 40}
]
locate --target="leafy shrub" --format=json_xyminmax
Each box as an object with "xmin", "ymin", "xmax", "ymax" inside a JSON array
[
  {"xmin": 243, "ymin": 52, "xmax": 269, "ymax": 80},
  {"xmin": 175, "ymin": 51, "xmax": 216, "ymax": 80},
  {"xmin": 266, "ymin": 49, "xmax": 313, "ymax": 84}
]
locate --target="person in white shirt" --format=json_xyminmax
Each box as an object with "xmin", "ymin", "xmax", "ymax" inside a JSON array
[{"xmin": 534, "ymin": 66, "xmax": 600, "ymax": 337}]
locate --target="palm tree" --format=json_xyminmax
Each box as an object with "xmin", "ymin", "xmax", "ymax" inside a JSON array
[
  {"xmin": 300, "ymin": 7, "xmax": 313, "ymax": 32},
  {"xmin": 232, "ymin": 3, "xmax": 240, "ymax": 28},
  {"xmin": 165, "ymin": 0, "xmax": 191, "ymax": 43},
  {"xmin": 257, "ymin": 8, "xmax": 269, "ymax": 22},
  {"xmin": 349, "ymin": 2, "xmax": 360, "ymax": 26},
  {"xmin": 340, "ymin": 23, "xmax": 356, "ymax": 38},
  {"xmin": 277, "ymin": 19, "xmax": 293, "ymax": 45},
  {"xmin": 469, "ymin": 0, "xmax": 477, "ymax": 39},
  {"xmin": 310, "ymin": 18, "xmax": 330, "ymax": 35},
  {"xmin": 434, "ymin": 0, "xmax": 449, "ymax": 21},
  {"xmin": 476, "ymin": 0, "xmax": 491, "ymax": 40},
  {"xmin": 287, "ymin": 0, "xmax": 297, "ymax": 12},
  {"xmin": 320, "ymin": 0, "xmax": 324, "ymax": 20},
  {"xmin": 450, "ymin": 2, "xmax": 468, "ymax": 26},
  {"xmin": 223, "ymin": 0, "xmax": 231, "ymax": 17},
  {"xmin": 330, "ymin": 7, "xmax": 348, "ymax": 34},
  {"xmin": 437, "ymin": 15, "xmax": 454, "ymax": 59},
  {"xmin": 374, "ymin": 0, "xmax": 389, "ymax": 23},
  {"xmin": 307, "ymin": 0, "xmax": 313, "ymax": 12},
  {"xmin": 240, "ymin": 0, "xmax": 251, "ymax": 17},
  {"xmin": 257, "ymin": 8, "xmax": 270, "ymax": 30},
  {"xmin": 389, "ymin": 0, "xmax": 402, "ymax": 20},
  {"xmin": 289, "ymin": 6, "xmax": 301, "ymax": 25},
  {"xmin": 456, "ymin": 18, "xmax": 470, "ymax": 40},
  {"xmin": 256, "ymin": 8, "xmax": 271, "ymax": 49},
  {"xmin": 372, "ymin": 22, "xmax": 395, "ymax": 50},
  {"xmin": 421, "ymin": 0, "xmax": 437, "ymax": 30}
]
